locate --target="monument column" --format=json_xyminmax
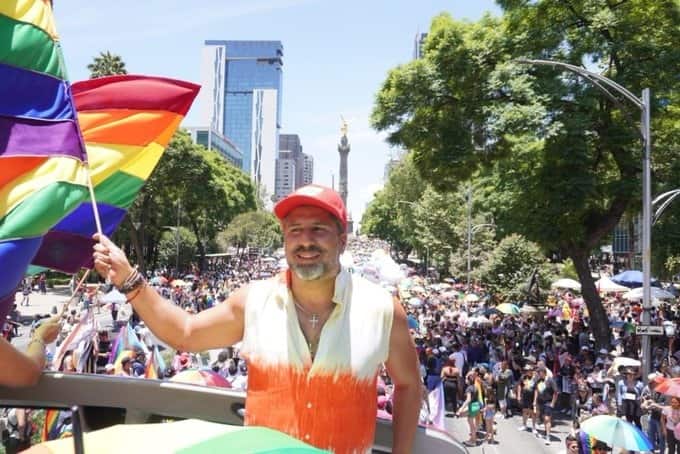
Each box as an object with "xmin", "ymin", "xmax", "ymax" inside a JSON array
[{"xmin": 338, "ymin": 120, "xmax": 353, "ymax": 233}]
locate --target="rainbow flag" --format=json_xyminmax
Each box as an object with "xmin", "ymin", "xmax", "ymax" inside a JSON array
[
  {"xmin": 31, "ymin": 75, "xmax": 199, "ymax": 273},
  {"xmin": 0, "ymin": 0, "xmax": 88, "ymax": 318},
  {"xmin": 145, "ymin": 346, "xmax": 162, "ymax": 379},
  {"xmin": 0, "ymin": 1, "xmax": 199, "ymax": 319},
  {"xmin": 41, "ymin": 408, "xmax": 71, "ymax": 441}
]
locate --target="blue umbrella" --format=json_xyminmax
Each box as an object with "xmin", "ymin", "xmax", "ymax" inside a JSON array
[
  {"xmin": 611, "ymin": 270, "xmax": 659, "ymax": 288},
  {"xmin": 580, "ymin": 415, "xmax": 653, "ymax": 452}
]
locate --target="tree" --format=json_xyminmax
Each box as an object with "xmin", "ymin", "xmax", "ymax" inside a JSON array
[
  {"xmin": 478, "ymin": 234, "xmax": 556, "ymax": 304},
  {"xmin": 115, "ymin": 131, "xmax": 257, "ymax": 271},
  {"xmin": 372, "ymin": 3, "xmax": 680, "ymax": 347},
  {"xmin": 87, "ymin": 51, "xmax": 127, "ymax": 78},
  {"xmin": 157, "ymin": 227, "xmax": 197, "ymax": 270},
  {"xmin": 361, "ymin": 154, "xmax": 427, "ymax": 260},
  {"xmin": 217, "ymin": 211, "xmax": 282, "ymax": 258}
]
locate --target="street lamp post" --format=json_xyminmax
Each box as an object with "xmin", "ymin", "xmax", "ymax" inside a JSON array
[
  {"xmin": 397, "ymin": 200, "xmax": 427, "ymax": 271},
  {"xmin": 516, "ymin": 59, "xmax": 652, "ymax": 379},
  {"xmin": 465, "ymin": 187, "xmax": 494, "ymax": 288}
]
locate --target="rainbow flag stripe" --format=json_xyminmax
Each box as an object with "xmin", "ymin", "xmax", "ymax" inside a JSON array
[
  {"xmin": 0, "ymin": 0, "xmax": 86, "ymax": 318},
  {"xmin": 31, "ymin": 75, "xmax": 199, "ymax": 273},
  {"xmin": 0, "ymin": 0, "xmax": 199, "ymax": 320}
]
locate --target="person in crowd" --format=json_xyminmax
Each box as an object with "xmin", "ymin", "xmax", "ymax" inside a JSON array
[
  {"xmin": 591, "ymin": 440, "xmax": 612, "ymax": 453},
  {"xmin": 661, "ymin": 396, "xmax": 680, "ymax": 454},
  {"xmin": 130, "ymin": 349, "xmax": 146, "ymax": 377},
  {"xmin": 618, "ymin": 368, "xmax": 644, "ymax": 428},
  {"xmin": 495, "ymin": 360, "xmax": 514, "ymax": 418},
  {"xmin": 2, "ymin": 408, "xmax": 33, "ymax": 454},
  {"xmin": 517, "ymin": 364, "xmax": 538, "ymax": 435},
  {"xmin": 558, "ymin": 433, "xmax": 580, "ymax": 454},
  {"xmin": 92, "ymin": 184, "xmax": 421, "ymax": 454},
  {"xmin": 20, "ymin": 279, "xmax": 31, "ymax": 307},
  {"xmin": 0, "ymin": 317, "xmax": 59, "ymax": 387},
  {"xmin": 482, "ymin": 370, "xmax": 497, "ymax": 444},
  {"xmin": 534, "ymin": 366, "xmax": 558, "ymax": 445},
  {"xmin": 456, "ymin": 372, "xmax": 482, "ymax": 447},
  {"xmin": 117, "ymin": 356, "xmax": 132, "ymax": 377},
  {"xmin": 641, "ymin": 373, "xmax": 666, "ymax": 454},
  {"xmin": 440, "ymin": 358, "xmax": 460, "ymax": 414},
  {"xmin": 232, "ymin": 360, "xmax": 248, "ymax": 391}
]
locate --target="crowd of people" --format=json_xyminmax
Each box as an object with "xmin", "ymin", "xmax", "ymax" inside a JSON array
[
  {"xmin": 5, "ymin": 232, "xmax": 680, "ymax": 453},
  {"xmin": 374, "ymin": 264, "xmax": 680, "ymax": 453}
]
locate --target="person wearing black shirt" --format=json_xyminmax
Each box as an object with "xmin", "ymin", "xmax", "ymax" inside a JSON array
[{"xmin": 534, "ymin": 367, "xmax": 557, "ymax": 446}]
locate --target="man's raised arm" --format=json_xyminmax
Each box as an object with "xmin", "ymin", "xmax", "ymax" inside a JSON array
[
  {"xmin": 385, "ymin": 300, "xmax": 422, "ymax": 454},
  {"xmin": 93, "ymin": 234, "xmax": 246, "ymax": 352}
]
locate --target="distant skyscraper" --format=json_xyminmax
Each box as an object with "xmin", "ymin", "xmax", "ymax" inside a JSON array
[
  {"xmin": 301, "ymin": 153, "xmax": 314, "ymax": 185},
  {"xmin": 201, "ymin": 40, "xmax": 283, "ymax": 204},
  {"xmin": 275, "ymin": 150, "xmax": 296, "ymax": 201},
  {"xmin": 278, "ymin": 133, "xmax": 303, "ymax": 186},
  {"xmin": 275, "ymin": 133, "xmax": 313, "ymax": 200},
  {"xmin": 413, "ymin": 32, "xmax": 427, "ymax": 59}
]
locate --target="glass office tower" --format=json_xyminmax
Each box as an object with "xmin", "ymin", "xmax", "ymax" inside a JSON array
[{"xmin": 201, "ymin": 41, "xmax": 283, "ymax": 175}]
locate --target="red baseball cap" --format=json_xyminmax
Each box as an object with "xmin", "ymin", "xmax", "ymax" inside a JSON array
[{"xmin": 274, "ymin": 184, "xmax": 347, "ymax": 230}]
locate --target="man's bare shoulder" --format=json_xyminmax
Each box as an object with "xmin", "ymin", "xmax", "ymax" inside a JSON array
[{"xmin": 225, "ymin": 274, "xmax": 283, "ymax": 307}]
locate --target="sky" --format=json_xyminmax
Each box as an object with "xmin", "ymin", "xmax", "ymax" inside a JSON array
[{"xmin": 55, "ymin": 0, "xmax": 500, "ymax": 228}]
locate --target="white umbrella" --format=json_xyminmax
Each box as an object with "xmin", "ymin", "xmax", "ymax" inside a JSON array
[
  {"xmin": 551, "ymin": 278, "xmax": 582, "ymax": 291},
  {"xmin": 595, "ymin": 276, "xmax": 631, "ymax": 293},
  {"xmin": 623, "ymin": 287, "xmax": 676, "ymax": 301},
  {"xmin": 464, "ymin": 293, "xmax": 480, "ymax": 303},
  {"xmin": 101, "ymin": 289, "xmax": 126, "ymax": 304},
  {"xmin": 408, "ymin": 297, "xmax": 423, "ymax": 307}
]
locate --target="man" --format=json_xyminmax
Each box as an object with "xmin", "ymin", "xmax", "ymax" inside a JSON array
[
  {"xmin": 93, "ymin": 184, "xmax": 421, "ymax": 454},
  {"xmin": 534, "ymin": 366, "xmax": 558, "ymax": 446},
  {"xmin": 495, "ymin": 360, "xmax": 513, "ymax": 418}
]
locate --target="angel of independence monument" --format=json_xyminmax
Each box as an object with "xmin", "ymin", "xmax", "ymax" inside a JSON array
[{"xmin": 337, "ymin": 120, "xmax": 353, "ymax": 234}]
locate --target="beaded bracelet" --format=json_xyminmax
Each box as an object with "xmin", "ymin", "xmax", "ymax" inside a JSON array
[{"xmin": 118, "ymin": 269, "xmax": 146, "ymax": 294}]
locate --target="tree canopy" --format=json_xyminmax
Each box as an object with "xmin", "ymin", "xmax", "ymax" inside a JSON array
[
  {"xmin": 371, "ymin": 0, "xmax": 680, "ymax": 347},
  {"xmin": 87, "ymin": 51, "xmax": 127, "ymax": 78}
]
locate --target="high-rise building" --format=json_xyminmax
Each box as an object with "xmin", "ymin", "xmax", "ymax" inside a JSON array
[
  {"xmin": 186, "ymin": 126, "xmax": 243, "ymax": 168},
  {"xmin": 275, "ymin": 150, "xmax": 296, "ymax": 201},
  {"xmin": 201, "ymin": 40, "xmax": 283, "ymax": 203},
  {"xmin": 413, "ymin": 32, "xmax": 427, "ymax": 59},
  {"xmin": 275, "ymin": 134, "xmax": 314, "ymax": 200},
  {"xmin": 301, "ymin": 153, "xmax": 314, "ymax": 186}
]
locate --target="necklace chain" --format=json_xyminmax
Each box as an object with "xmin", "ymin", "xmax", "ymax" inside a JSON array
[
  {"xmin": 293, "ymin": 300, "xmax": 334, "ymax": 359},
  {"xmin": 293, "ymin": 300, "xmax": 333, "ymax": 330}
]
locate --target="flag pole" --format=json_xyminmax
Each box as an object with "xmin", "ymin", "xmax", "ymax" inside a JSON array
[{"xmin": 85, "ymin": 168, "xmax": 104, "ymax": 236}]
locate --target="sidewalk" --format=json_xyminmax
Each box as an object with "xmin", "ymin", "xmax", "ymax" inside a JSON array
[{"xmin": 12, "ymin": 286, "xmax": 73, "ymax": 321}]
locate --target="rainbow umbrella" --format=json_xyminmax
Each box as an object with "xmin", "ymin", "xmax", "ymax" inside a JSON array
[
  {"xmin": 27, "ymin": 419, "xmax": 328, "ymax": 453},
  {"xmin": 654, "ymin": 376, "xmax": 680, "ymax": 397},
  {"xmin": 170, "ymin": 369, "xmax": 232, "ymax": 388},
  {"xmin": 580, "ymin": 415, "xmax": 653, "ymax": 452},
  {"xmin": 496, "ymin": 303, "xmax": 520, "ymax": 315}
]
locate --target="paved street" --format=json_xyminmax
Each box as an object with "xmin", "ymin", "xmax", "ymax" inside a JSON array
[
  {"xmin": 444, "ymin": 412, "xmax": 572, "ymax": 453},
  {"xmin": 10, "ymin": 287, "xmax": 117, "ymax": 351}
]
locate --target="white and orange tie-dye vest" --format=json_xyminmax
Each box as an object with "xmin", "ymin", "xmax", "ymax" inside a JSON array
[{"xmin": 241, "ymin": 267, "xmax": 394, "ymax": 454}]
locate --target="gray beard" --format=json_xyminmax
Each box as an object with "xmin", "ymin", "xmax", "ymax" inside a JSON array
[{"xmin": 291, "ymin": 262, "xmax": 326, "ymax": 281}]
